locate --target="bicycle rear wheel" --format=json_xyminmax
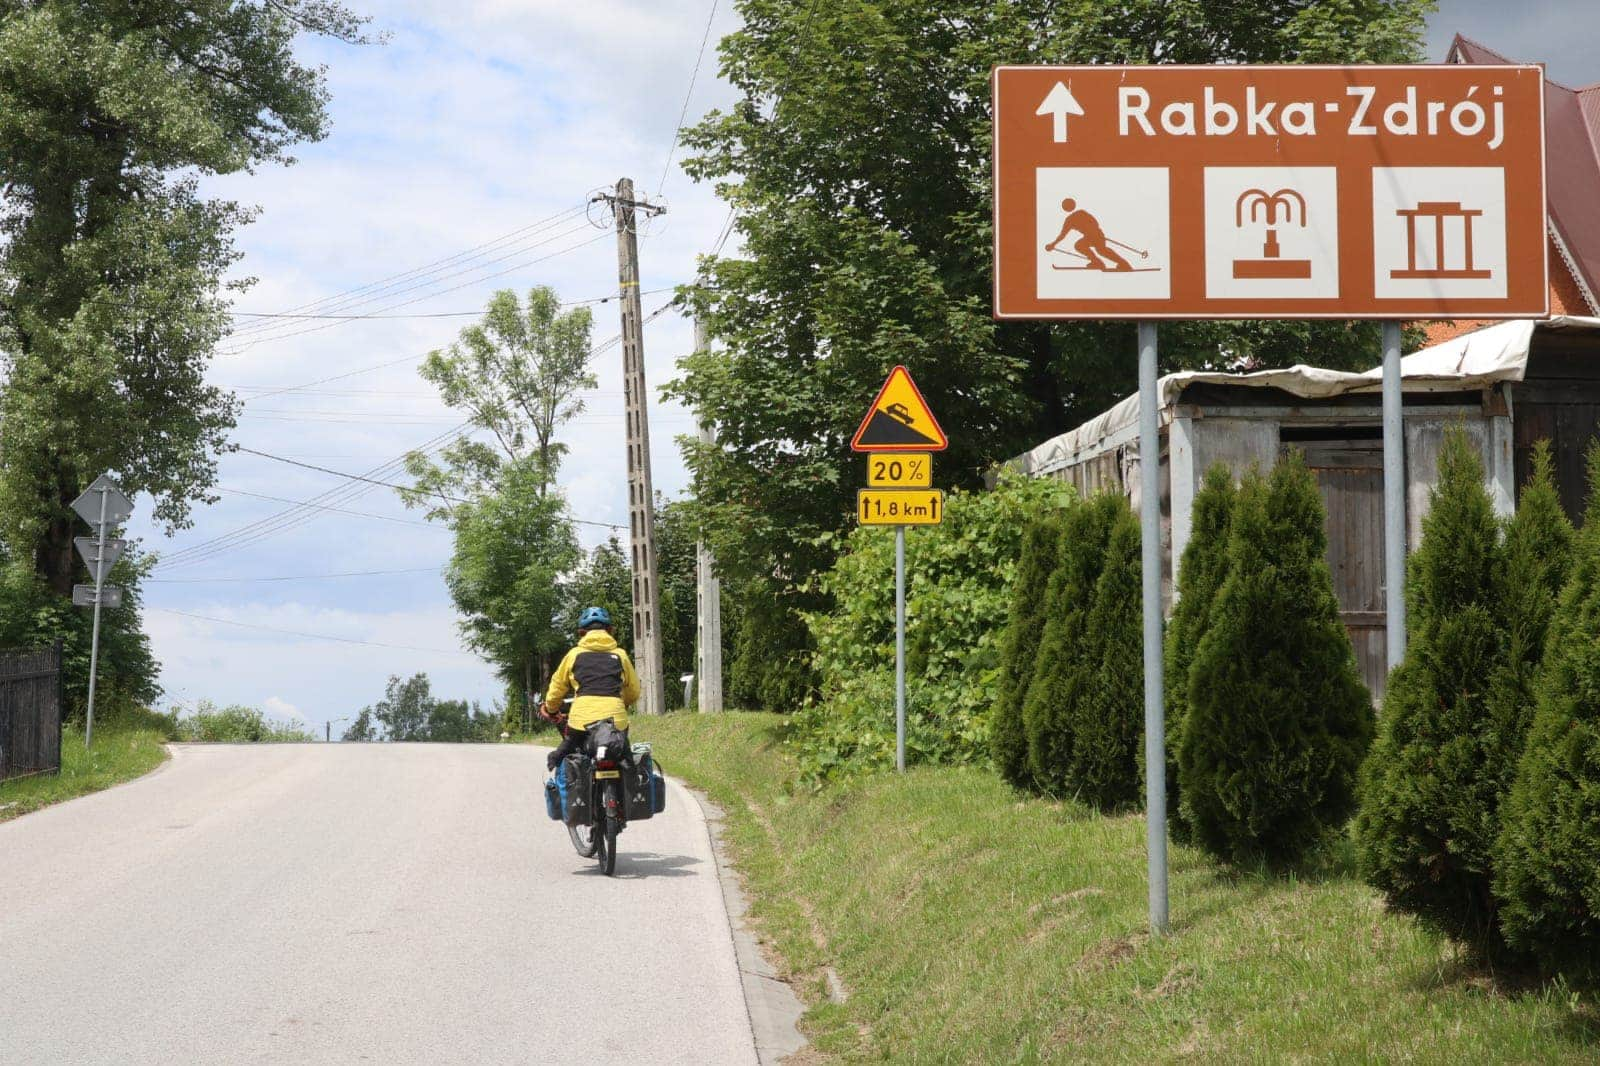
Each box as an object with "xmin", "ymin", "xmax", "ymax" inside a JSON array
[{"xmin": 568, "ymin": 822, "xmax": 597, "ymax": 858}]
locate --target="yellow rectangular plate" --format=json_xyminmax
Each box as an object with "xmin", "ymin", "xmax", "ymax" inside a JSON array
[
  {"xmin": 594, "ymin": 769, "xmax": 622, "ymax": 779},
  {"xmin": 857, "ymin": 489, "xmax": 944, "ymax": 526},
  {"xmin": 865, "ymin": 453, "xmax": 933, "ymax": 488}
]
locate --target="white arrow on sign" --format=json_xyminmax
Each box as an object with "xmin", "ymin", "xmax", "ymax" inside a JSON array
[
  {"xmin": 1035, "ymin": 81, "xmax": 1085, "ymax": 144},
  {"xmin": 72, "ymin": 584, "xmax": 123, "ymax": 609},
  {"xmin": 74, "ymin": 536, "xmax": 126, "ymax": 584},
  {"xmin": 70, "ymin": 474, "xmax": 133, "ymax": 528}
]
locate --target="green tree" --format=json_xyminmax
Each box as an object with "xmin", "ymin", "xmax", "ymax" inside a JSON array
[
  {"xmin": 444, "ymin": 457, "xmax": 579, "ymax": 711},
  {"xmin": 670, "ymin": 0, "xmax": 1428, "ymax": 626},
  {"xmin": 405, "ymin": 287, "xmax": 596, "ymax": 506},
  {"xmin": 0, "ymin": 2, "xmax": 368, "ymax": 593},
  {"xmin": 1070, "ymin": 500, "xmax": 1143, "ymax": 810},
  {"xmin": 992, "ymin": 516, "xmax": 1065, "ymax": 787},
  {"xmin": 1183, "ymin": 455, "xmax": 1372, "ymax": 866},
  {"xmin": 1494, "ymin": 445, "xmax": 1600, "ymax": 979},
  {"xmin": 654, "ymin": 497, "xmax": 700, "ymax": 709},
  {"xmin": 562, "ymin": 536, "xmax": 634, "ymax": 652},
  {"xmin": 1023, "ymin": 493, "xmax": 1120, "ymax": 796},
  {"xmin": 426, "ymin": 698, "xmax": 499, "ymax": 743},
  {"xmin": 1161, "ymin": 465, "xmax": 1237, "ymax": 837},
  {"xmin": 342, "ymin": 707, "xmax": 378, "ymax": 742},
  {"xmin": 1356, "ymin": 430, "xmax": 1526, "ymax": 951}
]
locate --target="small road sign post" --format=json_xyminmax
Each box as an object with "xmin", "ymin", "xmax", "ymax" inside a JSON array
[
  {"xmin": 993, "ymin": 64, "xmax": 1548, "ymax": 937},
  {"xmin": 70, "ymin": 474, "xmax": 133, "ymax": 749},
  {"xmin": 852, "ymin": 366, "xmax": 948, "ymax": 773}
]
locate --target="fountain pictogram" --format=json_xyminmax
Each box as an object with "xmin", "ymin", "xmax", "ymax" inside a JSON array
[{"xmin": 1232, "ymin": 188, "xmax": 1312, "ymax": 279}]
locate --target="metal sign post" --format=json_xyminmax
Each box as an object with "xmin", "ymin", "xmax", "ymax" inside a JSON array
[
  {"xmin": 70, "ymin": 475, "xmax": 133, "ymax": 749},
  {"xmin": 1138, "ymin": 323, "xmax": 1169, "ymax": 933},
  {"xmin": 1382, "ymin": 321, "xmax": 1407, "ymax": 668},
  {"xmin": 852, "ymin": 365, "xmax": 949, "ymax": 774}
]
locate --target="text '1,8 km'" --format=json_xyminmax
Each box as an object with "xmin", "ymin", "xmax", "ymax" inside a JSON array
[
  {"xmin": 858, "ymin": 490, "xmax": 944, "ymax": 527},
  {"xmin": 992, "ymin": 65, "xmax": 1547, "ymax": 319}
]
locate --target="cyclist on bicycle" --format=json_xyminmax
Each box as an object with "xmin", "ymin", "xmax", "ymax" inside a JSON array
[{"xmin": 541, "ymin": 606, "xmax": 640, "ymax": 771}]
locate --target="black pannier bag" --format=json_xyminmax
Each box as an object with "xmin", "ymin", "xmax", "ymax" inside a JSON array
[
  {"xmin": 562, "ymin": 754, "xmax": 594, "ymax": 827},
  {"xmin": 544, "ymin": 775, "xmax": 562, "ymax": 821},
  {"xmin": 623, "ymin": 754, "xmax": 655, "ymax": 822}
]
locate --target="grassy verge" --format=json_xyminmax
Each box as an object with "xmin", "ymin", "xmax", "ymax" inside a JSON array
[
  {"xmin": 633, "ymin": 712, "xmax": 1598, "ymax": 1063},
  {"xmin": 0, "ymin": 725, "xmax": 169, "ymax": 824}
]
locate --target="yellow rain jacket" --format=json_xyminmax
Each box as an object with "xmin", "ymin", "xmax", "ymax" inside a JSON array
[{"xmin": 544, "ymin": 629, "xmax": 640, "ymax": 732}]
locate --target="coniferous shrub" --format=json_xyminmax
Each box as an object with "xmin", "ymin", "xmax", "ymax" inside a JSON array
[
  {"xmin": 1356, "ymin": 428, "xmax": 1518, "ymax": 952},
  {"xmin": 1023, "ymin": 493, "xmax": 1119, "ymax": 795},
  {"xmin": 1494, "ymin": 444, "xmax": 1600, "ymax": 980},
  {"xmin": 992, "ymin": 516, "xmax": 1065, "ymax": 787},
  {"xmin": 1069, "ymin": 497, "xmax": 1143, "ymax": 810},
  {"xmin": 1160, "ymin": 464, "xmax": 1236, "ymax": 837},
  {"xmin": 1181, "ymin": 454, "xmax": 1373, "ymax": 865}
]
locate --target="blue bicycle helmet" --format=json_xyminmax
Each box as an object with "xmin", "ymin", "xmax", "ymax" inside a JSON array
[{"xmin": 578, "ymin": 606, "xmax": 613, "ymax": 630}]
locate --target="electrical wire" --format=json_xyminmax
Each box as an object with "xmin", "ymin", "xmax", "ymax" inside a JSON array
[
  {"xmin": 657, "ymin": 0, "xmax": 721, "ymax": 199},
  {"xmin": 212, "ymin": 486, "xmax": 445, "ymax": 528},
  {"xmin": 228, "ymin": 287, "xmax": 676, "ymax": 322},
  {"xmin": 225, "ymin": 203, "xmax": 589, "ymax": 339},
  {"xmin": 148, "ymin": 567, "xmax": 441, "ymax": 584},
  {"xmin": 147, "ymin": 607, "xmax": 478, "ymax": 657}
]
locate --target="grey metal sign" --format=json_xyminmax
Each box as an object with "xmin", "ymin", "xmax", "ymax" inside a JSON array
[
  {"xmin": 74, "ymin": 537, "xmax": 126, "ymax": 584},
  {"xmin": 70, "ymin": 475, "xmax": 133, "ymax": 528},
  {"xmin": 72, "ymin": 584, "xmax": 123, "ymax": 609}
]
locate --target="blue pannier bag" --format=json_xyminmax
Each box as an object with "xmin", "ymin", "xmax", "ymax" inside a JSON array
[{"xmin": 544, "ymin": 768, "xmax": 562, "ymax": 821}]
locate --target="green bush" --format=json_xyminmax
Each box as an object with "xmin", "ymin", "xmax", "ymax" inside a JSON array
[
  {"xmin": 1161, "ymin": 464, "xmax": 1236, "ymax": 837},
  {"xmin": 1022, "ymin": 493, "xmax": 1120, "ymax": 796},
  {"xmin": 1494, "ymin": 444, "xmax": 1600, "ymax": 980},
  {"xmin": 730, "ymin": 583, "xmax": 817, "ymax": 713},
  {"xmin": 1182, "ymin": 454, "xmax": 1373, "ymax": 866},
  {"xmin": 1068, "ymin": 499, "xmax": 1143, "ymax": 810},
  {"xmin": 1356, "ymin": 428, "xmax": 1529, "ymax": 952},
  {"xmin": 794, "ymin": 472, "xmax": 1074, "ymax": 782},
  {"xmin": 991, "ymin": 516, "xmax": 1065, "ymax": 788},
  {"xmin": 176, "ymin": 701, "xmax": 315, "ymax": 742}
]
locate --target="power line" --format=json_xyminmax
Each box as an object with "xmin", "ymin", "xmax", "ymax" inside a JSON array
[
  {"xmin": 223, "ymin": 226, "xmax": 610, "ymax": 353},
  {"xmin": 225, "ymin": 204, "xmax": 589, "ymax": 338},
  {"xmin": 658, "ymin": 0, "xmax": 721, "ymax": 199},
  {"xmin": 212, "ymin": 486, "xmax": 446, "ymax": 528},
  {"xmin": 147, "ymin": 607, "xmax": 477, "ymax": 657},
  {"xmin": 148, "ymin": 567, "xmax": 440, "ymax": 584},
  {"xmin": 228, "ymin": 286, "xmax": 678, "ymax": 322},
  {"xmin": 235, "ymin": 447, "xmax": 628, "ymax": 530}
]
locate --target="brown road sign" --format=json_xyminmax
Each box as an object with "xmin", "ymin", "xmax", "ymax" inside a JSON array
[
  {"xmin": 993, "ymin": 65, "xmax": 1548, "ymax": 320},
  {"xmin": 852, "ymin": 366, "xmax": 948, "ymax": 452}
]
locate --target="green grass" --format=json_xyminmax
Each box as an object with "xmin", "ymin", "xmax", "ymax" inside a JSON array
[
  {"xmin": 633, "ymin": 712, "xmax": 1599, "ymax": 1064},
  {"xmin": 0, "ymin": 725, "xmax": 170, "ymax": 823}
]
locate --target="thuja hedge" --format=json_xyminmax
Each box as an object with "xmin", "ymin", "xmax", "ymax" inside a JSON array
[
  {"xmin": 793, "ymin": 472, "xmax": 1074, "ymax": 782},
  {"xmin": 991, "ymin": 515, "xmax": 1065, "ymax": 789},
  {"xmin": 1357, "ymin": 431, "xmax": 1573, "ymax": 957},
  {"xmin": 1494, "ymin": 444, "xmax": 1600, "ymax": 979},
  {"xmin": 1180, "ymin": 453, "xmax": 1374, "ymax": 866}
]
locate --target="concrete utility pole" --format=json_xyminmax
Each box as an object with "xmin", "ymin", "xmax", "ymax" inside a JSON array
[
  {"xmin": 693, "ymin": 317, "xmax": 724, "ymax": 714},
  {"xmin": 604, "ymin": 177, "xmax": 668, "ymax": 716}
]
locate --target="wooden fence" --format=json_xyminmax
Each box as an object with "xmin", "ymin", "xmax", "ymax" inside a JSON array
[{"xmin": 1, "ymin": 644, "xmax": 62, "ymax": 781}]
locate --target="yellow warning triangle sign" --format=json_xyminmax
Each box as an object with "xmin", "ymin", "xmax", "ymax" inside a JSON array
[{"xmin": 851, "ymin": 365, "xmax": 948, "ymax": 452}]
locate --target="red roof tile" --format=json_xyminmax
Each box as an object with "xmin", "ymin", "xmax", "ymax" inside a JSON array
[{"xmin": 1447, "ymin": 33, "xmax": 1600, "ymax": 315}]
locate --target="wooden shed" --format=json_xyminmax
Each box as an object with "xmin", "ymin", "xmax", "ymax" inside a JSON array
[{"xmin": 1010, "ymin": 316, "xmax": 1600, "ymax": 700}]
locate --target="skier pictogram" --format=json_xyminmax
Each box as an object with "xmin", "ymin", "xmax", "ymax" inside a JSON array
[
  {"xmin": 1232, "ymin": 188, "xmax": 1313, "ymax": 279},
  {"xmin": 1043, "ymin": 198, "xmax": 1158, "ymax": 272}
]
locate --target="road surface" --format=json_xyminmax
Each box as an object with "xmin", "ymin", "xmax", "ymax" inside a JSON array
[{"xmin": 0, "ymin": 743, "xmax": 758, "ymax": 1065}]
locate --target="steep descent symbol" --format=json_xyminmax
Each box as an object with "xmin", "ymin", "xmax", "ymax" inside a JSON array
[
  {"xmin": 1392, "ymin": 201, "xmax": 1492, "ymax": 279},
  {"xmin": 1232, "ymin": 188, "xmax": 1312, "ymax": 279},
  {"xmin": 852, "ymin": 366, "xmax": 948, "ymax": 452},
  {"xmin": 1044, "ymin": 198, "xmax": 1158, "ymax": 273}
]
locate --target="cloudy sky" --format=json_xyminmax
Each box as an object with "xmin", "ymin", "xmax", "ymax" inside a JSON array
[
  {"xmin": 128, "ymin": 1, "xmax": 1596, "ymax": 737},
  {"xmin": 129, "ymin": 1, "xmax": 745, "ymax": 735}
]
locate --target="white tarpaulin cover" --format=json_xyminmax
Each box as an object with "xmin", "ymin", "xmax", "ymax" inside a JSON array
[{"xmin": 1016, "ymin": 317, "xmax": 1600, "ymax": 476}]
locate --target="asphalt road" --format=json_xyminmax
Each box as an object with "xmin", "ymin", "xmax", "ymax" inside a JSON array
[{"xmin": 0, "ymin": 743, "xmax": 758, "ymax": 1065}]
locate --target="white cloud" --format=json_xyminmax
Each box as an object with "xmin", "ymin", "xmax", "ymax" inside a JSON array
[{"xmin": 126, "ymin": 1, "xmax": 742, "ymax": 735}]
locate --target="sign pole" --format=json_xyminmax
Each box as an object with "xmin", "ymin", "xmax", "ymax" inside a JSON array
[
  {"xmin": 84, "ymin": 487, "xmax": 108, "ymax": 750},
  {"xmin": 1382, "ymin": 321, "xmax": 1406, "ymax": 669},
  {"xmin": 1138, "ymin": 321, "xmax": 1169, "ymax": 936},
  {"xmin": 894, "ymin": 524, "xmax": 907, "ymax": 773}
]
